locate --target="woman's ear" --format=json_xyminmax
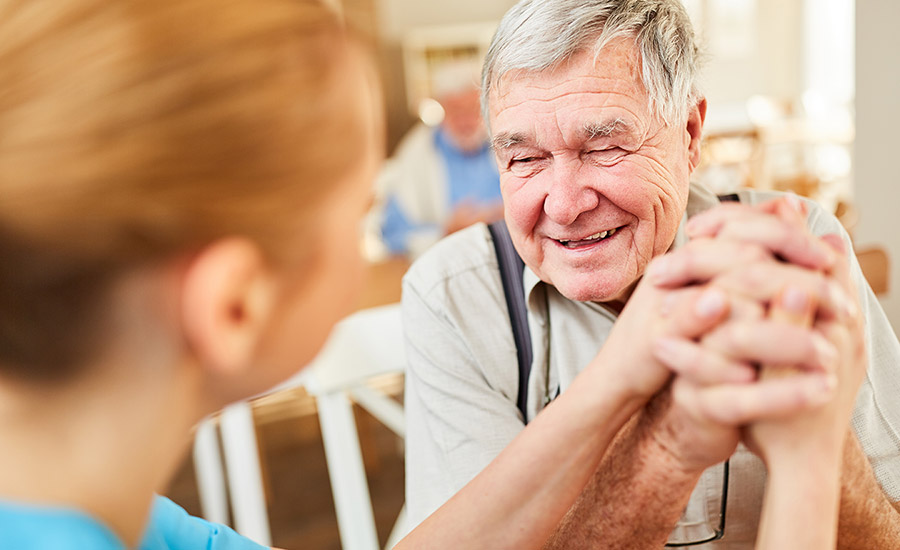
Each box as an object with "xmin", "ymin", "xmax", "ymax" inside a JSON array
[
  {"xmin": 179, "ymin": 238, "xmax": 275, "ymax": 376},
  {"xmin": 687, "ymin": 97, "xmax": 708, "ymax": 172}
]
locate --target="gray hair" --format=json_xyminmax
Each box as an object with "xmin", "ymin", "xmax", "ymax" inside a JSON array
[{"xmin": 481, "ymin": 0, "xmax": 702, "ymax": 128}]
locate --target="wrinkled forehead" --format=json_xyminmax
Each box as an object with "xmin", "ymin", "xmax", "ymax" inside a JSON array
[{"xmin": 487, "ymin": 42, "xmax": 653, "ymax": 142}]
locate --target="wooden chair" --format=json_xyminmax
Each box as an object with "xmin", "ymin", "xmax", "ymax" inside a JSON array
[
  {"xmin": 856, "ymin": 246, "xmax": 890, "ymax": 296},
  {"xmin": 303, "ymin": 303, "xmax": 408, "ymax": 550},
  {"xmin": 191, "ymin": 303, "xmax": 408, "ymax": 550}
]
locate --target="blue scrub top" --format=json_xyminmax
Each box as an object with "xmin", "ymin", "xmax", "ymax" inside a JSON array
[
  {"xmin": 0, "ymin": 495, "xmax": 266, "ymax": 550},
  {"xmin": 0, "ymin": 499, "xmax": 123, "ymax": 550}
]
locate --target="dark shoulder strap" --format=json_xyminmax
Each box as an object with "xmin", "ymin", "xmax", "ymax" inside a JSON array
[
  {"xmin": 718, "ymin": 192, "xmax": 740, "ymax": 203},
  {"xmin": 487, "ymin": 220, "xmax": 533, "ymax": 423}
]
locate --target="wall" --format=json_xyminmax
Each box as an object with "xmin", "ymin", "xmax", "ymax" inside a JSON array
[
  {"xmin": 375, "ymin": 0, "xmax": 514, "ymax": 41},
  {"xmin": 373, "ymin": 0, "xmax": 516, "ymax": 151},
  {"xmin": 855, "ymin": 0, "xmax": 900, "ymax": 332},
  {"xmin": 371, "ymin": 0, "xmax": 806, "ymax": 148},
  {"xmin": 699, "ymin": 0, "xmax": 805, "ymax": 106}
]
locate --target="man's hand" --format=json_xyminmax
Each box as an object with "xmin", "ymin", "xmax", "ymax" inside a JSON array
[
  {"xmin": 648, "ymin": 198, "xmax": 900, "ymax": 550},
  {"xmin": 642, "ymin": 196, "xmax": 854, "ymax": 474},
  {"xmin": 662, "ymin": 198, "xmax": 865, "ymax": 464},
  {"xmin": 589, "ymin": 279, "xmax": 731, "ymax": 402}
]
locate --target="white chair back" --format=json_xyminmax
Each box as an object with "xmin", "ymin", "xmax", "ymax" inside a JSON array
[
  {"xmin": 304, "ymin": 303, "xmax": 408, "ymax": 550},
  {"xmin": 192, "ymin": 303, "xmax": 408, "ymax": 550}
]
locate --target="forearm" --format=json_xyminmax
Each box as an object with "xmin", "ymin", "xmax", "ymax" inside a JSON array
[
  {"xmin": 396, "ymin": 364, "xmax": 644, "ymax": 550},
  {"xmin": 757, "ymin": 448, "xmax": 841, "ymax": 550},
  {"xmin": 543, "ymin": 405, "xmax": 702, "ymax": 550},
  {"xmin": 836, "ymin": 432, "xmax": 900, "ymax": 549}
]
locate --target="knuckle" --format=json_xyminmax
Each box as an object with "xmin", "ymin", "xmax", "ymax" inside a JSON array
[
  {"xmin": 723, "ymin": 323, "xmax": 751, "ymax": 354},
  {"xmin": 824, "ymin": 278, "xmax": 849, "ymax": 316},
  {"xmin": 729, "ymin": 294, "xmax": 764, "ymax": 321},
  {"xmin": 744, "ymin": 263, "xmax": 770, "ymax": 291},
  {"xmin": 677, "ymin": 249, "xmax": 696, "ymax": 277},
  {"xmin": 739, "ymin": 242, "xmax": 769, "ymax": 263},
  {"xmin": 671, "ymin": 379, "xmax": 695, "ymax": 409},
  {"xmin": 773, "ymin": 217, "xmax": 793, "ymax": 242},
  {"xmin": 678, "ymin": 346, "xmax": 700, "ymax": 376},
  {"xmin": 700, "ymin": 326, "xmax": 730, "ymax": 353},
  {"xmin": 805, "ymin": 331, "xmax": 827, "ymax": 364},
  {"xmin": 814, "ymin": 272, "xmax": 833, "ymax": 304},
  {"xmin": 719, "ymin": 394, "xmax": 747, "ymax": 424},
  {"xmin": 695, "ymin": 393, "xmax": 717, "ymax": 421}
]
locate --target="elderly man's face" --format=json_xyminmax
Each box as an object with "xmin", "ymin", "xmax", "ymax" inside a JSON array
[{"xmin": 489, "ymin": 40, "xmax": 705, "ymax": 302}]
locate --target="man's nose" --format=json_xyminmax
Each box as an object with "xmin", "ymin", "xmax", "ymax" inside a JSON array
[{"xmin": 543, "ymin": 162, "xmax": 600, "ymax": 225}]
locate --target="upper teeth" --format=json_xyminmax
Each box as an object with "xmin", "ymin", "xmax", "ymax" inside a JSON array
[{"xmin": 558, "ymin": 228, "xmax": 616, "ymax": 243}]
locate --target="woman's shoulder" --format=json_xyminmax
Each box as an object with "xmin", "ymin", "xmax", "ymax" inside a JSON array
[{"xmin": 0, "ymin": 499, "xmax": 124, "ymax": 550}]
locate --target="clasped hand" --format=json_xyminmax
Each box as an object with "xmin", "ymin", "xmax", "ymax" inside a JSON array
[{"xmin": 598, "ymin": 195, "xmax": 867, "ymax": 474}]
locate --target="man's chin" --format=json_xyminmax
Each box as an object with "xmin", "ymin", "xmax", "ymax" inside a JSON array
[{"xmin": 552, "ymin": 275, "xmax": 633, "ymax": 304}]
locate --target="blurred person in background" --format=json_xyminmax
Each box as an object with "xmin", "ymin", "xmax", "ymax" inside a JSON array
[
  {"xmin": 374, "ymin": 60, "xmax": 503, "ymax": 257},
  {"xmin": 0, "ymin": 0, "xmax": 865, "ymax": 549}
]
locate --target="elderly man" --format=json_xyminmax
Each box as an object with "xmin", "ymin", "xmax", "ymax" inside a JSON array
[{"xmin": 402, "ymin": 0, "xmax": 900, "ymax": 547}]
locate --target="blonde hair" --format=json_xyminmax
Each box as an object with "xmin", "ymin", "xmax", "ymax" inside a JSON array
[{"xmin": 0, "ymin": 0, "xmax": 372, "ymax": 377}]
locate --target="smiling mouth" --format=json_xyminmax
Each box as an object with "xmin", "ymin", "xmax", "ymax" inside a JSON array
[{"xmin": 556, "ymin": 227, "xmax": 620, "ymax": 249}]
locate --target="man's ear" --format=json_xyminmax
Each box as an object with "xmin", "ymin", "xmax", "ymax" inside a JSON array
[
  {"xmin": 180, "ymin": 238, "xmax": 275, "ymax": 376},
  {"xmin": 687, "ymin": 97, "xmax": 708, "ymax": 172}
]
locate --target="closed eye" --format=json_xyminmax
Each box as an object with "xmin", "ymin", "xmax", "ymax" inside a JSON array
[
  {"xmin": 507, "ymin": 155, "xmax": 548, "ymax": 177},
  {"xmin": 510, "ymin": 156, "xmax": 540, "ymax": 165},
  {"xmin": 586, "ymin": 148, "xmax": 628, "ymax": 164}
]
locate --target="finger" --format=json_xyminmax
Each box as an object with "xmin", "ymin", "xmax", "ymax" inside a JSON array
[
  {"xmin": 711, "ymin": 261, "xmax": 854, "ymax": 321},
  {"xmin": 673, "ymin": 374, "xmax": 837, "ymax": 426},
  {"xmin": 761, "ymin": 286, "xmax": 817, "ymax": 380},
  {"xmin": 654, "ymin": 336, "xmax": 757, "ymax": 384},
  {"xmin": 715, "ymin": 216, "xmax": 836, "ymax": 270},
  {"xmin": 686, "ymin": 196, "xmax": 808, "ymax": 238},
  {"xmin": 685, "ymin": 202, "xmax": 834, "ymax": 270},
  {"xmin": 700, "ymin": 319, "xmax": 838, "ymax": 373},
  {"xmin": 817, "ymin": 318, "xmax": 866, "ymax": 389},
  {"xmin": 771, "ymin": 193, "xmax": 810, "ymax": 227},
  {"xmin": 659, "ymin": 286, "xmax": 730, "ymax": 340},
  {"xmin": 648, "ymin": 239, "xmax": 771, "ymax": 288},
  {"xmin": 769, "ymin": 285, "xmax": 817, "ymax": 325},
  {"xmin": 726, "ymin": 291, "xmax": 766, "ymax": 322},
  {"xmin": 821, "ymin": 233, "xmax": 847, "ymax": 256},
  {"xmin": 821, "ymin": 233, "xmax": 856, "ymax": 299}
]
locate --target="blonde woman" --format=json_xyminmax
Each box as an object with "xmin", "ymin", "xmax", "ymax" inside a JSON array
[{"xmin": 0, "ymin": 1, "xmax": 849, "ymax": 549}]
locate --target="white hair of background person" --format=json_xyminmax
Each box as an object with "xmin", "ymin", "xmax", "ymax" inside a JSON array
[
  {"xmin": 431, "ymin": 59, "xmax": 482, "ymax": 100},
  {"xmin": 481, "ymin": 0, "xmax": 703, "ymax": 128}
]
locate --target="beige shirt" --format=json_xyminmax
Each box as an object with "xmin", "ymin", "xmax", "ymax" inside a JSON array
[{"xmin": 403, "ymin": 184, "xmax": 900, "ymax": 548}]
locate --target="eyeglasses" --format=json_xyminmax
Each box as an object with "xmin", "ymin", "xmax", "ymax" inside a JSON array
[{"xmin": 665, "ymin": 460, "xmax": 729, "ymax": 547}]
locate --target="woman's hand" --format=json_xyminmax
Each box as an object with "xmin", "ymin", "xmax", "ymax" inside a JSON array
[
  {"xmin": 746, "ymin": 234, "xmax": 867, "ymax": 467},
  {"xmin": 640, "ymin": 196, "xmax": 852, "ymax": 473}
]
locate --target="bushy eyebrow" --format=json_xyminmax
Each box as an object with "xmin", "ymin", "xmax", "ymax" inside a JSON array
[
  {"xmin": 491, "ymin": 131, "xmax": 530, "ymax": 151},
  {"xmin": 583, "ymin": 118, "xmax": 635, "ymax": 140},
  {"xmin": 491, "ymin": 118, "xmax": 637, "ymax": 152}
]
